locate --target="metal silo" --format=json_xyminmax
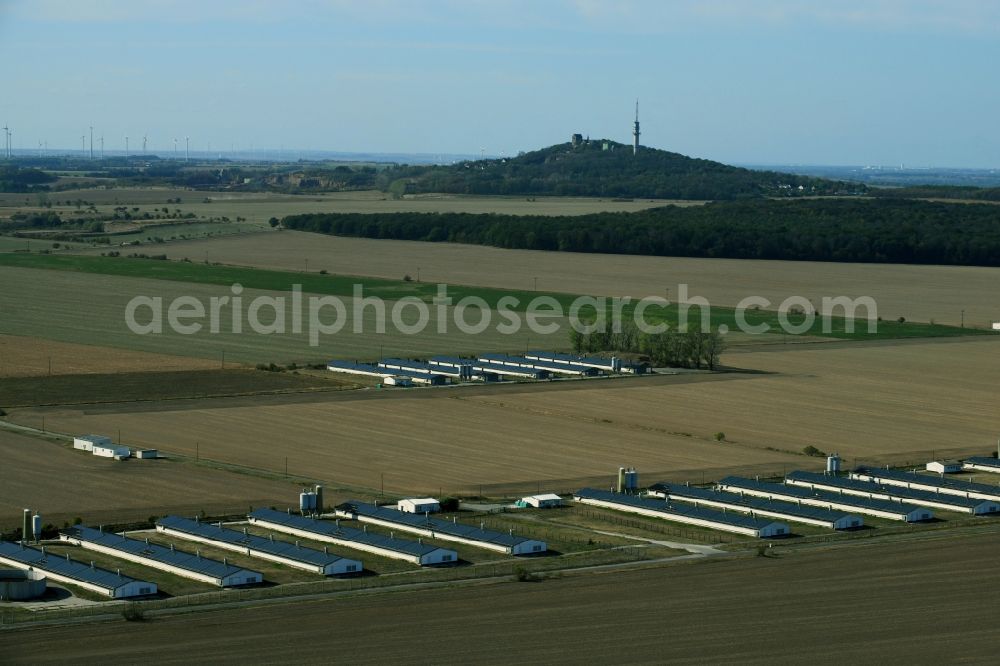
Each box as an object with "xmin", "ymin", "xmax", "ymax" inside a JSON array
[
  {"xmin": 22, "ymin": 509, "xmax": 30, "ymax": 544},
  {"xmin": 626, "ymin": 468, "xmax": 639, "ymax": 491},
  {"xmin": 617, "ymin": 467, "xmax": 626, "ymax": 493},
  {"xmin": 314, "ymin": 485, "xmax": 324, "ymax": 514},
  {"xmin": 827, "ymin": 454, "xmax": 841, "ymax": 474},
  {"xmin": 32, "ymin": 513, "xmax": 42, "ymax": 543}
]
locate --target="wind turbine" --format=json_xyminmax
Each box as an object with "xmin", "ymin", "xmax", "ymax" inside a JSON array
[
  {"xmin": 125, "ymin": 135, "xmax": 129, "ymax": 160},
  {"xmin": 185, "ymin": 136, "xmax": 190, "ymax": 161},
  {"xmin": 100, "ymin": 135, "xmax": 104, "ymax": 159},
  {"xmin": 142, "ymin": 134, "xmax": 147, "ymax": 153},
  {"xmin": 81, "ymin": 135, "xmax": 86, "ymax": 155},
  {"xmin": 89, "ymin": 126, "xmax": 94, "ymax": 160},
  {"xmin": 37, "ymin": 141, "xmax": 42, "ymax": 157},
  {"xmin": 173, "ymin": 137, "xmax": 178, "ymax": 158},
  {"xmin": 1, "ymin": 125, "xmax": 8, "ymax": 159}
]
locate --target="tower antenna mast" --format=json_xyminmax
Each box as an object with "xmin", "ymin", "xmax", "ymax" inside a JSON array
[{"xmin": 632, "ymin": 99, "xmax": 640, "ymax": 156}]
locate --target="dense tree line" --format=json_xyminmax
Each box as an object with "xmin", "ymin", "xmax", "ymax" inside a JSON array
[
  {"xmin": 281, "ymin": 198, "xmax": 1000, "ymax": 267},
  {"xmin": 0, "ymin": 166, "xmax": 56, "ymax": 192},
  {"xmin": 569, "ymin": 319, "xmax": 724, "ymax": 370},
  {"xmin": 869, "ymin": 185, "xmax": 1000, "ymax": 202},
  {"xmin": 374, "ymin": 141, "xmax": 861, "ymax": 200}
]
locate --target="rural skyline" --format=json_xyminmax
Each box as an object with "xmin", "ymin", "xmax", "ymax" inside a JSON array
[{"xmin": 1, "ymin": 0, "xmax": 999, "ymax": 167}]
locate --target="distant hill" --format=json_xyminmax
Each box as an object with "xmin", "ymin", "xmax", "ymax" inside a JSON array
[{"xmin": 375, "ymin": 140, "xmax": 863, "ymax": 200}]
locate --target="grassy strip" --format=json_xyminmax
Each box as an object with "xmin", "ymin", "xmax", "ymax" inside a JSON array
[
  {"xmin": 0, "ymin": 369, "xmax": 348, "ymax": 408},
  {"xmin": 0, "ymin": 253, "xmax": 988, "ymax": 341}
]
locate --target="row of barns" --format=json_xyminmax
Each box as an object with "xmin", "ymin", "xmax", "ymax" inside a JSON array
[
  {"xmin": 327, "ymin": 351, "xmax": 649, "ymax": 386},
  {"xmin": 0, "ymin": 503, "xmax": 549, "ymax": 598},
  {"xmin": 574, "ymin": 465, "xmax": 1000, "ymax": 539}
]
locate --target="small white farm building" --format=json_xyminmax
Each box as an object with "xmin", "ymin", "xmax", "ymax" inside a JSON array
[
  {"xmin": 93, "ymin": 443, "xmax": 130, "ymax": 459},
  {"xmin": 73, "ymin": 435, "xmax": 112, "ymax": 452},
  {"xmin": 396, "ymin": 498, "xmax": 440, "ymax": 514},
  {"xmin": 926, "ymin": 461, "xmax": 962, "ymax": 474},
  {"xmin": 520, "ymin": 493, "xmax": 563, "ymax": 508}
]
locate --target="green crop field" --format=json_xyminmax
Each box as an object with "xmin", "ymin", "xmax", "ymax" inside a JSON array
[
  {"xmin": 0, "ymin": 253, "xmax": 984, "ymax": 342},
  {"xmin": 0, "ymin": 264, "xmax": 571, "ymax": 365}
]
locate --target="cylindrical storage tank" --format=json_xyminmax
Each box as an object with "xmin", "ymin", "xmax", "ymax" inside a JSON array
[
  {"xmin": 626, "ymin": 468, "xmax": 639, "ymax": 491},
  {"xmin": 299, "ymin": 492, "xmax": 311, "ymax": 514},
  {"xmin": 314, "ymin": 485, "xmax": 324, "ymax": 513},
  {"xmin": 0, "ymin": 570, "xmax": 47, "ymax": 601},
  {"xmin": 22, "ymin": 509, "xmax": 30, "ymax": 543},
  {"xmin": 32, "ymin": 514, "xmax": 42, "ymax": 542},
  {"xmin": 827, "ymin": 455, "xmax": 841, "ymax": 474},
  {"xmin": 617, "ymin": 467, "xmax": 626, "ymax": 493}
]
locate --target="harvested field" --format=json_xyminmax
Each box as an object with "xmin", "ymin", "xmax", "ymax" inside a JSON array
[
  {"xmin": 0, "ymin": 369, "xmax": 350, "ymax": 407},
  {"xmin": 8, "ymin": 531, "xmax": 1000, "ymax": 664},
  {"xmin": 1, "ymin": 189, "xmax": 681, "ymax": 239},
  {"xmin": 11, "ymin": 337, "xmax": 999, "ymax": 495},
  {"xmin": 0, "ymin": 335, "xmax": 221, "ymax": 377},
  {"xmin": 153, "ymin": 231, "xmax": 1000, "ymax": 326},
  {"xmin": 0, "ymin": 430, "xmax": 301, "ymax": 528},
  {"xmin": 459, "ymin": 336, "xmax": 1000, "ymax": 466},
  {"xmin": 4, "ymin": 377, "xmax": 805, "ymax": 496},
  {"xmin": 0, "ymin": 265, "xmax": 568, "ymax": 365}
]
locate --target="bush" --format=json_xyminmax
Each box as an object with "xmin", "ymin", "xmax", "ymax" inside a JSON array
[
  {"xmin": 714, "ymin": 432, "xmax": 726, "ymax": 442},
  {"xmin": 439, "ymin": 497, "xmax": 460, "ymax": 512},
  {"xmin": 122, "ymin": 603, "xmax": 146, "ymax": 622},
  {"xmin": 514, "ymin": 567, "xmax": 540, "ymax": 583},
  {"xmin": 319, "ymin": 269, "xmax": 328, "ymax": 275},
  {"xmin": 403, "ymin": 274, "xmax": 413, "ymax": 282},
  {"xmin": 896, "ymin": 316, "xmax": 906, "ymax": 323},
  {"xmin": 73, "ymin": 517, "xmax": 83, "ymax": 525},
  {"xmin": 802, "ymin": 445, "xmax": 827, "ymax": 457}
]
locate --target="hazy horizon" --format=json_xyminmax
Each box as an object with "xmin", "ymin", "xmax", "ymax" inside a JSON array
[{"xmin": 2, "ymin": 0, "xmax": 999, "ymax": 168}]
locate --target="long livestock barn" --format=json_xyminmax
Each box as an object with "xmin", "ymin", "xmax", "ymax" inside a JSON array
[
  {"xmin": 716, "ymin": 475, "xmax": 933, "ymax": 522},
  {"xmin": 786, "ymin": 471, "xmax": 1000, "ymax": 515},
  {"xmin": 0, "ymin": 541, "xmax": 156, "ymax": 599},
  {"xmin": 572, "ymin": 488, "xmax": 789, "ymax": 538},
  {"xmin": 963, "ymin": 457, "xmax": 1000, "ymax": 474},
  {"xmin": 327, "ymin": 360, "xmax": 447, "ymax": 385},
  {"xmin": 524, "ymin": 351, "xmax": 650, "ymax": 374},
  {"xmin": 156, "ymin": 516, "xmax": 362, "ymax": 576},
  {"xmin": 427, "ymin": 356, "xmax": 477, "ymax": 380},
  {"xmin": 334, "ymin": 501, "xmax": 547, "ymax": 555},
  {"xmin": 60, "ymin": 526, "xmax": 262, "ymax": 587},
  {"xmin": 648, "ymin": 482, "xmax": 862, "ymax": 530},
  {"xmin": 472, "ymin": 359, "xmax": 549, "ymax": 379},
  {"xmin": 248, "ymin": 508, "xmax": 457, "ymax": 566},
  {"xmin": 478, "ymin": 353, "xmax": 599, "ymax": 377},
  {"xmin": 852, "ymin": 467, "xmax": 1000, "ymax": 503},
  {"xmin": 379, "ymin": 358, "xmax": 467, "ymax": 380},
  {"xmin": 524, "ymin": 351, "xmax": 622, "ymax": 373}
]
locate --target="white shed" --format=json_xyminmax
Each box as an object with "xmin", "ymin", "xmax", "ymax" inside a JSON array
[
  {"xmin": 93, "ymin": 443, "xmax": 131, "ymax": 459},
  {"xmin": 521, "ymin": 493, "xmax": 563, "ymax": 508},
  {"xmin": 396, "ymin": 498, "xmax": 440, "ymax": 514},
  {"xmin": 926, "ymin": 461, "xmax": 962, "ymax": 474},
  {"xmin": 73, "ymin": 435, "xmax": 111, "ymax": 452}
]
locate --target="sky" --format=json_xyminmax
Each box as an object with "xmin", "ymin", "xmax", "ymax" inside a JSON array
[{"xmin": 1, "ymin": 0, "xmax": 998, "ymax": 167}]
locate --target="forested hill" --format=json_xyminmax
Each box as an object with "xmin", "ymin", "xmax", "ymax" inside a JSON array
[
  {"xmin": 281, "ymin": 198, "xmax": 1000, "ymax": 267},
  {"xmin": 374, "ymin": 140, "xmax": 862, "ymax": 200}
]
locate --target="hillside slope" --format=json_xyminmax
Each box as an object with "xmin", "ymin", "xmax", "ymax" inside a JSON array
[{"xmin": 377, "ymin": 140, "xmax": 862, "ymax": 200}]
